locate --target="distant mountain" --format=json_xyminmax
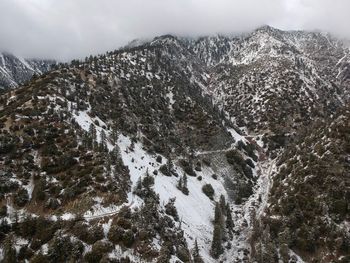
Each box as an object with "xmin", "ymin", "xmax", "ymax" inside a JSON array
[
  {"xmin": 185, "ymin": 26, "xmax": 350, "ymax": 149},
  {"xmin": 0, "ymin": 52, "xmax": 54, "ymax": 90},
  {"xmin": 0, "ymin": 26, "xmax": 349, "ymax": 263}
]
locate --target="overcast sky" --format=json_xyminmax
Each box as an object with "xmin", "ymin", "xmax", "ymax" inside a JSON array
[{"xmin": 0, "ymin": 0, "xmax": 349, "ymax": 61}]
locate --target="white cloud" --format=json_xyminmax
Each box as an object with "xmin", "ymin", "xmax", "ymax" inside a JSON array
[{"xmin": 0, "ymin": 0, "xmax": 349, "ymax": 61}]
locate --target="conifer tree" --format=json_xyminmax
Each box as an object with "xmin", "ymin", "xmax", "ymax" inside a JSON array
[
  {"xmin": 214, "ymin": 202, "xmax": 223, "ymax": 225},
  {"xmin": 211, "ymin": 202, "xmax": 224, "ymax": 258},
  {"xmin": 177, "ymin": 176, "xmax": 183, "ymax": 190},
  {"xmin": 167, "ymin": 154, "xmax": 173, "ymax": 173},
  {"xmin": 100, "ymin": 130, "xmax": 107, "ymax": 152},
  {"xmin": 211, "ymin": 223, "xmax": 223, "ymax": 258},
  {"xmin": 278, "ymin": 228, "xmax": 290, "ymax": 263},
  {"xmin": 81, "ymin": 131, "xmax": 89, "ymax": 149},
  {"xmin": 3, "ymin": 237, "xmax": 17, "ymax": 263},
  {"xmin": 110, "ymin": 147, "xmax": 119, "ymax": 165},
  {"xmin": 193, "ymin": 239, "xmax": 204, "ymax": 263},
  {"xmin": 226, "ymin": 204, "xmax": 235, "ymax": 233},
  {"xmin": 219, "ymin": 195, "xmax": 226, "ymax": 215},
  {"xmin": 177, "ymin": 174, "xmax": 189, "ymax": 195},
  {"xmin": 157, "ymin": 244, "xmax": 171, "ymax": 263},
  {"xmin": 88, "ymin": 123, "xmax": 96, "ymax": 149},
  {"xmin": 111, "ymin": 124, "xmax": 119, "ymax": 145},
  {"xmin": 182, "ymin": 174, "xmax": 189, "ymax": 195},
  {"xmin": 135, "ymin": 177, "xmax": 142, "ymax": 193}
]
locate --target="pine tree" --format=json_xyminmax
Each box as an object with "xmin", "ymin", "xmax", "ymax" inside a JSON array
[
  {"xmin": 182, "ymin": 174, "xmax": 189, "ymax": 195},
  {"xmin": 157, "ymin": 244, "xmax": 171, "ymax": 263},
  {"xmin": 193, "ymin": 239, "xmax": 204, "ymax": 263},
  {"xmin": 219, "ymin": 195, "xmax": 226, "ymax": 215},
  {"xmin": 177, "ymin": 176, "xmax": 183, "ymax": 190},
  {"xmin": 211, "ymin": 202, "xmax": 224, "ymax": 258},
  {"xmin": 135, "ymin": 177, "xmax": 142, "ymax": 194},
  {"xmin": 259, "ymin": 226, "xmax": 278, "ymax": 263},
  {"xmin": 3, "ymin": 237, "xmax": 17, "ymax": 263},
  {"xmin": 88, "ymin": 123, "xmax": 96, "ymax": 149},
  {"xmin": 82, "ymin": 131, "xmax": 90, "ymax": 149},
  {"xmin": 167, "ymin": 154, "xmax": 173, "ymax": 174},
  {"xmin": 278, "ymin": 228, "xmax": 291, "ymax": 263},
  {"xmin": 111, "ymin": 125, "xmax": 119, "ymax": 145},
  {"xmin": 211, "ymin": 223, "xmax": 223, "ymax": 259},
  {"xmin": 110, "ymin": 147, "xmax": 119, "ymax": 165},
  {"xmin": 226, "ymin": 204, "xmax": 234, "ymax": 237},
  {"xmin": 100, "ymin": 130, "xmax": 107, "ymax": 152},
  {"xmin": 214, "ymin": 202, "xmax": 223, "ymax": 225},
  {"xmin": 177, "ymin": 174, "xmax": 189, "ymax": 195}
]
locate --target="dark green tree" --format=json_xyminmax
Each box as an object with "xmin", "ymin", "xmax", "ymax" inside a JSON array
[
  {"xmin": 193, "ymin": 239, "xmax": 204, "ymax": 263},
  {"xmin": 182, "ymin": 174, "xmax": 189, "ymax": 195},
  {"xmin": 226, "ymin": 204, "xmax": 234, "ymax": 239},
  {"xmin": 211, "ymin": 223, "xmax": 223, "ymax": 258},
  {"xmin": 3, "ymin": 237, "xmax": 17, "ymax": 263},
  {"xmin": 214, "ymin": 202, "xmax": 223, "ymax": 225},
  {"xmin": 100, "ymin": 130, "xmax": 107, "ymax": 152}
]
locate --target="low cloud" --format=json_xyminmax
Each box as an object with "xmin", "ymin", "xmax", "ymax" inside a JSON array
[{"xmin": 0, "ymin": 0, "xmax": 349, "ymax": 61}]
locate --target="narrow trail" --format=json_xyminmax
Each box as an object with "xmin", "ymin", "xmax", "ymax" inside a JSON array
[
  {"xmin": 194, "ymin": 143, "xmax": 236, "ymax": 157},
  {"xmin": 83, "ymin": 196, "xmax": 136, "ymax": 220},
  {"xmin": 195, "ymin": 148, "xmax": 233, "ymax": 156}
]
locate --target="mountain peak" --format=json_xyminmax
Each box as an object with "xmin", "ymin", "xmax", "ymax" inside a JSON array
[
  {"xmin": 255, "ymin": 24, "xmax": 279, "ymax": 32},
  {"xmin": 0, "ymin": 51, "xmax": 54, "ymax": 90}
]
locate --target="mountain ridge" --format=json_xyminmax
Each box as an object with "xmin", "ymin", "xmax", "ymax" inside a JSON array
[
  {"xmin": 0, "ymin": 52, "xmax": 54, "ymax": 90},
  {"xmin": 0, "ymin": 26, "xmax": 349, "ymax": 263}
]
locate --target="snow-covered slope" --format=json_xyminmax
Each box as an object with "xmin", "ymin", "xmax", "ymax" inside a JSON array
[
  {"xmin": 0, "ymin": 52, "xmax": 54, "ymax": 90},
  {"xmin": 193, "ymin": 26, "xmax": 350, "ymax": 151},
  {"xmin": 0, "ymin": 26, "xmax": 349, "ymax": 263}
]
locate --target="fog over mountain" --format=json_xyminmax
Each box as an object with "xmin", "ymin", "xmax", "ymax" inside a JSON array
[{"xmin": 1, "ymin": 0, "xmax": 350, "ymax": 61}]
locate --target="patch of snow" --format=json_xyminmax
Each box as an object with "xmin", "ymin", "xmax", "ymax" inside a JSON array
[
  {"xmin": 72, "ymin": 107, "xmax": 113, "ymax": 151},
  {"xmin": 166, "ymin": 90, "xmax": 175, "ymax": 109},
  {"xmin": 23, "ymin": 175, "xmax": 35, "ymax": 199},
  {"xmin": 117, "ymin": 134, "xmax": 229, "ymax": 262},
  {"xmin": 289, "ymin": 249, "xmax": 306, "ymax": 263},
  {"xmin": 102, "ymin": 219, "xmax": 113, "ymax": 238},
  {"xmin": 117, "ymin": 134, "xmax": 164, "ymax": 203},
  {"xmin": 227, "ymin": 128, "xmax": 247, "ymax": 143},
  {"xmin": 61, "ymin": 213, "xmax": 75, "ymax": 220},
  {"xmin": 41, "ymin": 243, "xmax": 49, "ymax": 255}
]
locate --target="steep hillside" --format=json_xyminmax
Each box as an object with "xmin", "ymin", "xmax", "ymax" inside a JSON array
[
  {"xmin": 0, "ymin": 52, "xmax": 54, "ymax": 90},
  {"xmin": 0, "ymin": 26, "xmax": 349, "ymax": 263},
  {"xmin": 0, "ymin": 36, "xmax": 261, "ymax": 262},
  {"xmin": 251, "ymin": 107, "xmax": 350, "ymax": 263},
  {"xmin": 196, "ymin": 26, "xmax": 350, "ymax": 152}
]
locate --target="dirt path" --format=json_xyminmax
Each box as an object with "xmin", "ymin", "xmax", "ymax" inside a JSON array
[{"xmin": 83, "ymin": 197, "xmax": 135, "ymax": 220}]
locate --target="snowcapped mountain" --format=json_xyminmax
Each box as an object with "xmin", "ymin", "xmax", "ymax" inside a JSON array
[
  {"xmin": 188, "ymin": 26, "xmax": 350, "ymax": 151},
  {"xmin": 0, "ymin": 52, "xmax": 54, "ymax": 90},
  {"xmin": 0, "ymin": 26, "xmax": 349, "ymax": 263}
]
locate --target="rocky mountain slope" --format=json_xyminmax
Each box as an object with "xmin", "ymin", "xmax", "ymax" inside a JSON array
[
  {"xmin": 0, "ymin": 26, "xmax": 349, "ymax": 263},
  {"xmin": 0, "ymin": 52, "xmax": 54, "ymax": 90},
  {"xmin": 187, "ymin": 26, "xmax": 350, "ymax": 152},
  {"xmin": 251, "ymin": 106, "xmax": 350, "ymax": 263}
]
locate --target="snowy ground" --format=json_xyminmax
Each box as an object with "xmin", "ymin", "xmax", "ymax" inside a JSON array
[
  {"xmin": 222, "ymin": 158, "xmax": 276, "ymax": 262},
  {"xmin": 46, "ymin": 105, "xmax": 302, "ymax": 262},
  {"xmin": 115, "ymin": 130, "xmax": 282, "ymax": 262},
  {"xmin": 117, "ymin": 133, "xmax": 228, "ymax": 262}
]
